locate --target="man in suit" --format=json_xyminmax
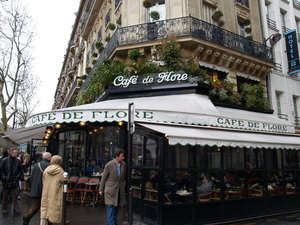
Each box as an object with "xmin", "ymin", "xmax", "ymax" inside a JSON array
[{"xmin": 99, "ymin": 149, "xmax": 126, "ymax": 225}]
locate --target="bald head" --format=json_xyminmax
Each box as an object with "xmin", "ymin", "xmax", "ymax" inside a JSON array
[{"xmin": 43, "ymin": 152, "xmax": 52, "ymax": 161}]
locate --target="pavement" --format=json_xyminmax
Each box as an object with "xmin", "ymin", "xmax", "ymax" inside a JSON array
[{"xmin": 1, "ymin": 192, "xmax": 300, "ymax": 225}]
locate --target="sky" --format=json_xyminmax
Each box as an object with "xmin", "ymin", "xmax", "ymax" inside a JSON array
[{"xmin": 24, "ymin": 0, "xmax": 80, "ymax": 113}]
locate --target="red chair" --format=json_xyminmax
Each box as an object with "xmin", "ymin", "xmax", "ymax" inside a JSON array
[
  {"xmin": 66, "ymin": 176, "xmax": 78, "ymax": 204},
  {"xmin": 81, "ymin": 177, "xmax": 100, "ymax": 205},
  {"xmin": 73, "ymin": 176, "xmax": 89, "ymax": 203}
]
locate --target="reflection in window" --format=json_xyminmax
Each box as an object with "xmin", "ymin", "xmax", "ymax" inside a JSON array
[
  {"xmin": 132, "ymin": 134, "xmax": 144, "ymax": 167},
  {"xmin": 166, "ymin": 145, "xmax": 193, "ymax": 168},
  {"xmin": 145, "ymin": 138, "xmax": 158, "ymax": 167},
  {"xmin": 131, "ymin": 168, "xmax": 142, "ymax": 199},
  {"xmin": 284, "ymin": 171, "xmax": 297, "ymax": 194},
  {"xmin": 266, "ymin": 149, "xmax": 282, "ymax": 169},
  {"xmin": 197, "ymin": 172, "xmax": 222, "ymax": 202},
  {"xmin": 247, "ymin": 171, "xmax": 265, "ymax": 198},
  {"xmin": 223, "ymin": 171, "xmax": 245, "ymax": 200},
  {"xmin": 245, "ymin": 148, "xmax": 265, "ymax": 169},
  {"xmin": 196, "ymin": 146, "xmax": 221, "ymax": 169},
  {"xmin": 223, "ymin": 148, "xmax": 244, "ymax": 169},
  {"xmin": 283, "ymin": 150, "xmax": 298, "ymax": 169},
  {"xmin": 164, "ymin": 171, "xmax": 193, "ymax": 204}
]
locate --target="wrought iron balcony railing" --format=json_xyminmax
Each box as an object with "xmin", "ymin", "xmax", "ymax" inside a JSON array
[
  {"xmin": 282, "ymin": 26, "xmax": 291, "ymax": 33},
  {"xmin": 115, "ymin": 0, "xmax": 121, "ymax": 8},
  {"xmin": 273, "ymin": 63, "xmax": 282, "ymax": 72},
  {"xmin": 80, "ymin": 16, "xmax": 273, "ymax": 90},
  {"xmin": 235, "ymin": 0, "xmax": 249, "ymax": 8},
  {"xmin": 293, "ymin": 0, "xmax": 300, "ymax": 10},
  {"xmin": 267, "ymin": 17, "xmax": 277, "ymax": 30},
  {"xmin": 278, "ymin": 113, "xmax": 288, "ymax": 120},
  {"xmin": 295, "ymin": 116, "xmax": 300, "ymax": 125}
]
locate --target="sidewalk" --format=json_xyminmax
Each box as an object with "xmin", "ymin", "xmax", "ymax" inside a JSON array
[{"xmin": 0, "ymin": 192, "xmax": 110, "ymax": 225}]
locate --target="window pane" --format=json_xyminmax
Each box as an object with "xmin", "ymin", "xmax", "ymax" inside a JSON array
[
  {"xmin": 132, "ymin": 134, "xmax": 144, "ymax": 167},
  {"xmin": 166, "ymin": 145, "xmax": 193, "ymax": 168},
  {"xmin": 266, "ymin": 149, "xmax": 282, "ymax": 169},
  {"xmin": 267, "ymin": 172, "xmax": 284, "ymax": 196},
  {"xmin": 145, "ymin": 137, "xmax": 158, "ymax": 167},
  {"xmin": 284, "ymin": 171, "xmax": 298, "ymax": 194},
  {"xmin": 164, "ymin": 171, "xmax": 193, "ymax": 204},
  {"xmin": 224, "ymin": 148, "xmax": 244, "ymax": 169},
  {"xmin": 245, "ymin": 148, "xmax": 265, "ymax": 169},
  {"xmin": 283, "ymin": 150, "xmax": 297, "ymax": 169},
  {"xmin": 197, "ymin": 172, "xmax": 222, "ymax": 202},
  {"xmin": 224, "ymin": 171, "xmax": 245, "ymax": 200},
  {"xmin": 247, "ymin": 171, "xmax": 265, "ymax": 198}
]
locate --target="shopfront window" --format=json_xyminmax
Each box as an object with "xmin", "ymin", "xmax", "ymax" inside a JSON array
[
  {"xmin": 245, "ymin": 148, "xmax": 265, "ymax": 169},
  {"xmin": 145, "ymin": 137, "xmax": 159, "ymax": 167},
  {"xmin": 196, "ymin": 146, "xmax": 221, "ymax": 169},
  {"xmin": 283, "ymin": 150, "xmax": 298, "ymax": 169},
  {"xmin": 267, "ymin": 172, "xmax": 284, "ymax": 196},
  {"xmin": 223, "ymin": 148, "xmax": 244, "ymax": 169},
  {"xmin": 87, "ymin": 126, "xmax": 123, "ymax": 176},
  {"xmin": 132, "ymin": 134, "xmax": 144, "ymax": 167},
  {"xmin": 246, "ymin": 171, "xmax": 265, "ymax": 198},
  {"xmin": 164, "ymin": 171, "xmax": 193, "ymax": 204},
  {"xmin": 166, "ymin": 145, "xmax": 193, "ymax": 169},
  {"xmin": 283, "ymin": 171, "xmax": 298, "ymax": 194},
  {"xmin": 266, "ymin": 149, "xmax": 282, "ymax": 169},
  {"xmin": 197, "ymin": 172, "xmax": 222, "ymax": 202}
]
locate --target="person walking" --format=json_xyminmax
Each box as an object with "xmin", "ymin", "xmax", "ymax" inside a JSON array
[
  {"xmin": 23, "ymin": 152, "xmax": 52, "ymax": 225},
  {"xmin": 0, "ymin": 150, "xmax": 8, "ymax": 203},
  {"xmin": 99, "ymin": 149, "xmax": 126, "ymax": 225},
  {"xmin": 40, "ymin": 155, "xmax": 64, "ymax": 225},
  {"xmin": 0, "ymin": 149, "xmax": 23, "ymax": 214}
]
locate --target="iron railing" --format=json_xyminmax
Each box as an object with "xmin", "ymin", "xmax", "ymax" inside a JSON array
[
  {"xmin": 115, "ymin": 0, "xmax": 121, "ymax": 8},
  {"xmin": 282, "ymin": 26, "xmax": 291, "ymax": 33},
  {"xmin": 295, "ymin": 116, "xmax": 300, "ymax": 125},
  {"xmin": 278, "ymin": 113, "xmax": 288, "ymax": 120},
  {"xmin": 80, "ymin": 16, "xmax": 273, "ymax": 90},
  {"xmin": 267, "ymin": 17, "xmax": 277, "ymax": 30},
  {"xmin": 273, "ymin": 63, "xmax": 283, "ymax": 72},
  {"xmin": 293, "ymin": 0, "xmax": 300, "ymax": 10},
  {"xmin": 235, "ymin": 0, "xmax": 249, "ymax": 8}
]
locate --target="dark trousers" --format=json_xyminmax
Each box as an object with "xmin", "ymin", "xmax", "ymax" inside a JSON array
[
  {"xmin": 2, "ymin": 186, "xmax": 19, "ymax": 211},
  {"xmin": 24, "ymin": 197, "xmax": 41, "ymax": 221}
]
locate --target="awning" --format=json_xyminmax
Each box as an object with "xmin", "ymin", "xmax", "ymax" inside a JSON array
[
  {"xmin": 27, "ymin": 93, "xmax": 294, "ymax": 133},
  {"xmin": 139, "ymin": 123, "xmax": 300, "ymax": 150},
  {"xmin": 236, "ymin": 72, "xmax": 260, "ymax": 82},
  {"xmin": 0, "ymin": 125, "xmax": 46, "ymax": 145},
  {"xmin": 199, "ymin": 61, "xmax": 229, "ymax": 73}
]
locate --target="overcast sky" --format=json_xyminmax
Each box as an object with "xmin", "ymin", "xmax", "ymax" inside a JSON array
[{"xmin": 25, "ymin": 0, "xmax": 80, "ymax": 113}]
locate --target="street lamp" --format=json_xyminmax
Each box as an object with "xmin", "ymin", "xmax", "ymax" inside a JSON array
[{"xmin": 265, "ymin": 33, "xmax": 282, "ymax": 45}]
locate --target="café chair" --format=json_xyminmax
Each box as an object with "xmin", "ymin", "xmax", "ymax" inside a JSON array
[
  {"xmin": 249, "ymin": 185, "xmax": 264, "ymax": 197},
  {"xmin": 73, "ymin": 176, "xmax": 89, "ymax": 203},
  {"xmin": 144, "ymin": 188, "xmax": 158, "ymax": 202},
  {"xmin": 198, "ymin": 192, "xmax": 211, "ymax": 202},
  {"xmin": 66, "ymin": 176, "xmax": 78, "ymax": 204},
  {"xmin": 82, "ymin": 177, "xmax": 100, "ymax": 205},
  {"xmin": 211, "ymin": 190, "xmax": 221, "ymax": 201},
  {"xmin": 285, "ymin": 186, "xmax": 296, "ymax": 195}
]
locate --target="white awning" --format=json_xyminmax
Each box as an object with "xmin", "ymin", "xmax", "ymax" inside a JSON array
[
  {"xmin": 1, "ymin": 125, "xmax": 46, "ymax": 145},
  {"xmin": 139, "ymin": 123, "xmax": 300, "ymax": 150},
  {"xmin": 236, "ymin": 72, "xmax": 260, "ymax": 82},
  {"xmin": 27, "ymin": 93, "xmax": 294, "ymax": 133},
  {"xmin": 199, "ymin": 61, "xmax": 229, "ymax": 73}
]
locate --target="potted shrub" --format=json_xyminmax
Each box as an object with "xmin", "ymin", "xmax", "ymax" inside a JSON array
[
  {"xmin": 246, "ymin": 35, "xmax": 253, "ymax": 40},
  {"xmin": 218, "ymin": 20, "xmax": 225, "ymax": 27},
  {"xmin": 92, "ymin": 52, "xmax": 98, "ymax": 57},
  {"xmin": 78, "ymin": 80, "xmax": 83, "ymax": 86},
  {"xmin": 150, "ymin": 11, "xmax": 160, "ymax": 21},
  {"xmin": 212, "ymin": 10, "xmax": 223, "ymax": 22},
  {"xmin": 245, "ymin": 27, "xmax": 252, "ymax": 34},
  {"xmin": 81, "ymin": 74, "xmax": 87, "ymax": 79},
  {"xmin": 108, "ymin": 23, "xmax": 116, "ymax": 30},
  {"xmin": 92, "ymin": 59, "xmax": 97, "ymax": 64},
  {"xmin": 85, "ymin": 67, "xmax": 92, "ymax": 74},
  {"xmin": 95, "ymin": 41, "xmax": 103, "ymax": 49},
  {"xmin": 98, "ymin": 46, "xmax": 104, "ymax": 53},
  {"xmin": 128, "ymin": 49, "xmax": 141, "ymax": 61},
  {"xmin": 143, "ymin": 0, "xmax": 153, "ymax": 8},
  {"xmin": 105, "ymin": 35, "xmax": 111, "ymax": 42}
]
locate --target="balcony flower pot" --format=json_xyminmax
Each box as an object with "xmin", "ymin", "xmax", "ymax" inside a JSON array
[
  {"xmin": 143, "ymin": 0, "xmax": 153, "ymax": 8},
  {"xmin": 92, "ymin": 52, "xmax": 98, "ymax": 57},
  {"xmin": 105, "ymin": 35, "xmax": 111, "ymax": 42},
  {"xmin": 212, "ymin": 10, "xmax": 223, "ymax": 22},
  {"xmin": 218, "ymin": 20, "xmax": 225, "ymax": 27},
  {"xmin": 108, "ymin": 23, "xmax": 116, "ymax": 30},
  {"xmin": 98, "ymin": 46, "xmax": 104, "ymax": 53},
  {"xmin": 81, "ymin": 74, "xmax": 87, "ymax": 80},
  {"xmin": 150, "ymin": 11, "xmax": 160, "ymax": 21},
  {"xmin": 92, "ymin": 59, "xmax": 97, "ymax": 64},
  {"xmin": 245, "ymin": 27, "xmax": 252, "ymax": 34},
  {"xmin": 78, "ymin": 80, "xmax": 83, "ymax": 86},
  {"xmin": 95, "ymin": 41, "xmax": 103, "ymax": 49},
  {"xmin": 85, "ymin": 67, "xmax": 92, "ymax": 74}
]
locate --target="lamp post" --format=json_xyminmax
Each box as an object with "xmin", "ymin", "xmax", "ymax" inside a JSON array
[
  {"xmin": 265, "ymin": 33, "xmax": 282, "ymax": 45},
  {"xmin": 61, "ymin": 172, "xmax": 68, "ymax": 225}
]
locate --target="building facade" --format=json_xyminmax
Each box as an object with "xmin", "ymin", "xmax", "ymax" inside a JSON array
[{"xmin": 260, "ymin": 0, "xmax": 300, "ymax": 133}]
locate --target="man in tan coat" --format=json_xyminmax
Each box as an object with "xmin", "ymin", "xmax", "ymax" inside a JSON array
[
  {"xmin": 99, "ymin": 150, "xmax": 126, "ymax": 225},
  {"xmin": 40, "ymin": 155, "xmax": 64, "ymax": 225}
]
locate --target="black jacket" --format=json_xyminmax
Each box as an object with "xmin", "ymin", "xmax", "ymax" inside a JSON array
[
  {"xmin": 29, "ymin": 159, "xmax": 50, "ymax": 197},
  {"xmin": 0, "ymin": 156, "xmax": 23, "ymax": 188}
]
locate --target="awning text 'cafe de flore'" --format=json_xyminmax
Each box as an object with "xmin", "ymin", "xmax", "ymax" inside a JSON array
[{"xmin": 26, "ymin": 71, "xmax": 300, "ymax": 225}]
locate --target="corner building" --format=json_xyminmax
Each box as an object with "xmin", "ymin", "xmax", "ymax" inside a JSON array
[{"xmin": 39, "ymin": 0, "xmax": 300, "ymax": 224}]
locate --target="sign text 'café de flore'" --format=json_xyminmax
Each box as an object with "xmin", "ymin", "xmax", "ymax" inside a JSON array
[{"xmin": 27, "ymin": 71, "xmax": 294, "ymax": 135}]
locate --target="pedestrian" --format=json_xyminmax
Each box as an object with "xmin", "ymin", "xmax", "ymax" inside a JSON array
[
  {"xmin": 99, "ymin": 149, "xmax": 126, "ymax": 225},
  {"xmin": 0, "ymin": 148, "xmax": 23, "ymax": 214},
  {"xmin": 23, "ymin": 152, "xmax": 52, "ymax": 225},
  {"xmin": 0, "ymin": 150, "xmax": 8, "ymax": 203},
  {"xmin": 40, "ymin": 155, "xmax": 64, "ymax": 225}
]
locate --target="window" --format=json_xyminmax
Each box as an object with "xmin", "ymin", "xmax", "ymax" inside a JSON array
[
  {"xmin": 236, "ymin": 76, "xmax": 259, "ymax": 93},
  {"xmin": 97, "ymin": 27, "xmax": 102, "ymax": 40},
  {"xmin": 115, "ymin": 0, "xmax": 121, "ymax": 8},
  {"xmin": 245, "ymin": 148, "xmax": 265, "ymax": 169},
  {"xmin": 293, "ymin": 95, "xmax": 300, "ymax": 124},
  {"xmin": 196, "ymin": 146, "xmax": 221, "ymax": 169},
  {"xmin": 202, "ymin": 3, "xmax": 215, "ymax": 24},
  {"xmin": 238, "ymin": 22, "xmax": 246, "ymax": 37},
  {"xmin": 276, "ymin": 91, "xmax": 287, "ymax": 119},
  {"xmin": 223, "ymin": 148, "xmax": 244, "ymax": 169},
  {"xmin": 105, "ymin": 9, "xmax": 111, "ymax": 27},
  {"xmin": 200, "ymin": 66, "xmax": 227, "ymax": 82},
  {"xmin": 266, "ymin": 149, "xmax": 282, "ymax": 169},
  {"xmin": 283, "ymin": 150, "xmax": 298, "ymax": 169},
  {"xmin": 148, "ymin": 0, "xmax": 165, "ymax": 22},
  {"xmin": 166, "ymin": 145, "xmax": 193, "ymax": 168}
]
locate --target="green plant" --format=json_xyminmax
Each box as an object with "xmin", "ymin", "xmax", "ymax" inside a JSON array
[
  {"xmin": 95, "ymin": 41, "xmax": 103, "ymax": 49},
  {"xmin": 212, "ymin": 10, "xmax": 223, "ymax": 22},
  {"xmin": 92, "ymin": 52, "xmax": 98, "ymax": 57},
  {"xmin": 159, "ymin": 39, "xmax": 183, "ymax": 71},
  {"xmin": 108, "ymin": 23, "xmax": 116, "ymax": 30},
  {"xmin": 246, "ymin": 35, "xmax": 253, "ymax": 40},
  {"xmin": 81, "ymin": 74, "xmax": 87, "ymax": 79},
  {"xmin": 105, "ymin": 35, "xmax": 111, "ymax": 42},
  {"xmin": 92, "ymin": 59, "xmax": 97, "ymax": 64},
  {"xmin": 240, "ymin": 84, "xmax": 268, "ymax": 110},
  {"xmin": 143, "ymin": 0, "xmax": 153, "ymax": 8},
  {"xmin": 218, "ymin": 20, "xmax": 225, "ymax": 27},
  {"xmin": 85, "ymin": 67, "xmax": 92, "ymax": 74},
  {"xmin": 228, "ymin": 92, "xmax": 240, "ymax": 104},
  {"xmin": 78, "ymin": 80, "xmax": 83, "ymax": 86},
  {"xmin": 243, "ymin": 19, "xmax": 251, "ymax": 26},
  {"xmin": 150, "ymin": 11, "xmax": 160, "ymax": 21},
  {"xmin": 245, "ymin": 27, "xmax": 252, "ymax": 34},
  {"xmin": 128, "ymin": 49, "xmax": 141, "ymax": 61}
]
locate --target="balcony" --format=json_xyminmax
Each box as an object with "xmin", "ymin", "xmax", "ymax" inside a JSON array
[
  {"xmin": 235, "ymin": 0, "xmax": 249, "ymax": 8},
  {"xmin": 80, "ymin": 16, "xmax": 273, "ymax": 91},
  {"xmin": 278, "ymin": 113, "xmax": 288, "ymax": 120},
  {"xmin": 267, "ymin": 17, "xmax": 277, "ymax": 30},
  {"xmin": 273, "ymin": 63, "xmax": 283, "ymax": 72},
  {"xmin": 293, "ymin": 0, "xmax": 300, "ymax": 10}
]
